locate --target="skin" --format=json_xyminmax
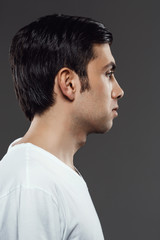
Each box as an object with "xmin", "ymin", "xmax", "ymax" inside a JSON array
[{"xmin": 11, "ymin": 43, "xmax": 124, "ymax": 173}]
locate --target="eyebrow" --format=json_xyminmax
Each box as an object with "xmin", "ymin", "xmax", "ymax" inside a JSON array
[{"xmin": 102, "ymin": 61, "xmax": 116, "ymax": 71}]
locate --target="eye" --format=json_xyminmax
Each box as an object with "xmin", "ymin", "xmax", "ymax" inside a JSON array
[{"xmin": 105, "ymin": 71, "xmax": 114, "ymax": 79}]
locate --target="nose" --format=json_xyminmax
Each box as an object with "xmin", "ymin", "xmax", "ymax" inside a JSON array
[{"xmin": 111, "ymin": 78, "xmax": 124, "ymax": 99}]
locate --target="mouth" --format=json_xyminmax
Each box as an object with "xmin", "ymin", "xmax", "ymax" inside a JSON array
[
  {"xmin": 112, "ymin": 106, "xmax": 119, "ymax": 111},
  {"xmin": 112, "ymin": 106, "xmax": 119, "ymax": 116}
]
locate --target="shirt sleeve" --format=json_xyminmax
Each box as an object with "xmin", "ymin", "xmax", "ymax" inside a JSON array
[{"xmin": 2, "ymin": 187, "xmax": 62, "ymax": 240}]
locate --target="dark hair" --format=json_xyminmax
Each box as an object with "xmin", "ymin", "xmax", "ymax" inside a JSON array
[{"xmin": 9, "ymin": 13, "xmax": 113, "ymax": 122}]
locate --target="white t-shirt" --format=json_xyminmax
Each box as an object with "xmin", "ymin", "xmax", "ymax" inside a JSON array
[{"xmin": 0, "ymin": 137, "xmax": 105, "ymax": 240}]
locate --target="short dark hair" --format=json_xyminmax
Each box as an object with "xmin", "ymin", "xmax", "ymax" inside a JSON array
[{"xmin": 9, "ymin": 13, "xmax": 113, "ymax": 122}]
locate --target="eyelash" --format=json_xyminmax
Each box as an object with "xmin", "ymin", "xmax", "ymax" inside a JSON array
[{"xmin": 105, "ymin": 71, "xmax": 114, "ymax": 79}]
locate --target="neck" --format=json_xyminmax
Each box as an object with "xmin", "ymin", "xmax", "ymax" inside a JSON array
[{"xmin": 20, "ymin": 111, "xmax": 87, "ymax": 170}]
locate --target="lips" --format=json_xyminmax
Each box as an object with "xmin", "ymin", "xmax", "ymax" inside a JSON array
[
  {"xmin": 112, "ymin": 106, "xmax": 119, "ymax": 111},
  {"xmin": 112, "ymin": 106, "xmax": 119, "ymax": 117}
]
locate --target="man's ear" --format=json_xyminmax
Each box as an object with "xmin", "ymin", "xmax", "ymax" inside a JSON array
[{"xmin": 56, "ymin": 67, "xmax": 77, "ymax": 101}]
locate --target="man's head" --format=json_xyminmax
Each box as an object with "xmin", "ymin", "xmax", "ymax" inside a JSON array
[
  {"xmin": 9, "ymin": 14, "xmax": 113, "ymax": 121},
  {"xmin": 9, "ymin": 13, "xmax": 124, "ymax": 134}
]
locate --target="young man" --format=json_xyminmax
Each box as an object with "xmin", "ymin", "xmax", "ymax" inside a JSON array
[{"xmin": 0, "ymin": 14, "xmax": 124, "ymax": 239}]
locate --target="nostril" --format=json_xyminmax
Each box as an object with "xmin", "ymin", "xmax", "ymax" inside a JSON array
[{"xmin": 118, "ymin": 90, "xmax": 124, "ymax": 99}]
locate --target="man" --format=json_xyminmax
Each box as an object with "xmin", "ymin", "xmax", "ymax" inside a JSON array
[{"xmin": 0, "ymin": 14, "xmax": 124, "ymax": 239}]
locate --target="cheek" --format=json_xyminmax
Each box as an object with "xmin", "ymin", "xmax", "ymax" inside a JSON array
[
  {"xmin": 98, "ymin": 86, "xmax": 113, "ymax": 116},
  {"xmin": 99, "ymin": 82, "xmax": 111, "ymax": 104}
]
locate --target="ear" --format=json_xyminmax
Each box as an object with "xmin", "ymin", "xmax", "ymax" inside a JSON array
[{"xmin": 56, "ymin": 67, "xmax": 77, "ymax": 101}]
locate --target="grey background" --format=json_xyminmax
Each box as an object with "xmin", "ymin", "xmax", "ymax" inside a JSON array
[{"xmin": 0, "ymin": 0, "xmax": 158, "ymax": 239}]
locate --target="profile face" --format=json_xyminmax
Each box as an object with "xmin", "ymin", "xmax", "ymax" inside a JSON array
[{"xmin": 75, "ymin": 43, "xmax": 124, "ymax": 134}]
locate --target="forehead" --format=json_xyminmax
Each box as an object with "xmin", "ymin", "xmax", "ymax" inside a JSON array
[{"xmin": 92, "ymin": 43, "xmax": 115, "ymax": 66}]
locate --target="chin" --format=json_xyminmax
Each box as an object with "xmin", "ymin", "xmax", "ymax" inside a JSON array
[
  {"xmin": 92, "ymin": 120, "xmax": 113, "ymax": 134},
  {"xmin": 104, "ymin": 122, "xmax": 113, "ymax": 133},
  {"xmin": 87, "ymin": 115, "xmax": 113, "ymax": 135}
]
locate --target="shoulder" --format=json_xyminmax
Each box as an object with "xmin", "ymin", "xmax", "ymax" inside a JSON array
[{"xmin": 0, "ymin": 144, "xmax": 62, "ymax": 202}]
